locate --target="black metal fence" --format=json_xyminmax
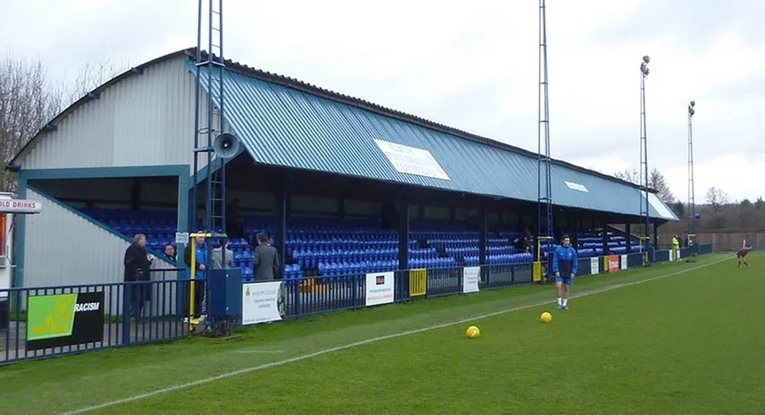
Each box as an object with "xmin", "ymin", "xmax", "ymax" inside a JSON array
[{"xmin": 0, "ymin": 244, "xmax": 713, "ymax": 364}]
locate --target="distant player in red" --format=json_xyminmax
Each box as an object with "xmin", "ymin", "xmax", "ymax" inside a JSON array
[{"xmin": 736, "ymin": 246, "xmax": 752, "ymax": 268}]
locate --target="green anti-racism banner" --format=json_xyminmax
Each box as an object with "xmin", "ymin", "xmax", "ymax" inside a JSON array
[{"xmin": 26, "ymin": 291, "xmax": 104, "ymax": 351}]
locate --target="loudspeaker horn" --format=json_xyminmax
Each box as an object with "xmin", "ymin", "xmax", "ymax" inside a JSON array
[{"xmin": 212, "ymin": 133, "xmax": 241, "ymax": 159}]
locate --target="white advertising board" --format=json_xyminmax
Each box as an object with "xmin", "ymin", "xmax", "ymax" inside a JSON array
[
  {"xmin": 175, "ymin": 232, "xmax": 189, "ymax": 245},
  {"xmin": 590, "ymin": 257, "xmax": 600, "ymax": 275},
  {"xmin": 620, "ymin": 254, "xmax": 628, "ymax": 270},
  {"xmin": 242, "ymin": 281, "xmax": 285, "ymax": 325},
  {"xmin": 365, "ymin": 271, "xmax": 395, "ymax": 307},
  {"xmin": 463, "ymin": 266, "xmax": 480, "ymax": 293},
  {"xmin": 0, "ymin": 199, "xmax": 41, "ymax": 214}
]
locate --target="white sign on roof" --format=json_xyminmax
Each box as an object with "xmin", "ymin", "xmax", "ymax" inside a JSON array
[
  {"xmin": 565, "ymin": 181, "xmax": 589, "ymax": 193},
  {"xmin": 642, "ymin": 191, "xmax": 675, "ymax": 219},
  {"xmin": 373, "ymin": 139, "xmax": 451, "ymax": 181}
]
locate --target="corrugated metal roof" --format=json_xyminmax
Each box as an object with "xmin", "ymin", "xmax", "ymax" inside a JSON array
[{"xmin": 188, "ymin": 59, "xmax": 677, "ymax": 221}]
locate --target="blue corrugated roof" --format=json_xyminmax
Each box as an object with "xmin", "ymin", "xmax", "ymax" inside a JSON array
[{"xmin": 187, "ymin": 58, "xmax": 677, "ymax": 221}]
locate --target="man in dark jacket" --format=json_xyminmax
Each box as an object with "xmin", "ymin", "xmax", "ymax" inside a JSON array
[
  {"xmin": 254, "ymin": 232, "xmax": 280, "ymax": 281},
  {"xmin": 124, "ymin": 233, "xmax": 153, "ymax": 318}
]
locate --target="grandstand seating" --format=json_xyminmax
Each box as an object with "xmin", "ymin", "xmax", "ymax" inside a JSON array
[{"xmin": 79, "ymin": 208, "xmax": 642, "ymax": 282}]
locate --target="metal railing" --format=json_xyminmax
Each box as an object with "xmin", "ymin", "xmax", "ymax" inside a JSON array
[
  {"xmin": 1, "ymin": 278, "xmax": 189, "ymax": 364},
  {"xmin": 0, "ymin": 243, "xmax": 713, "ymax": 364}
]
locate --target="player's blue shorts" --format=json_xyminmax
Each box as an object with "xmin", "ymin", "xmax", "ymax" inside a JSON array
[{"xmin": 555, "ymin": 276, "xmax": 573, "ymax": 286}]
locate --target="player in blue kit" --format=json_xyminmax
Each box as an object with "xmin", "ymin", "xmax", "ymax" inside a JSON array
[{"xmin": 552, "ymin": 234, "xmax": 578, "ymax": 310}]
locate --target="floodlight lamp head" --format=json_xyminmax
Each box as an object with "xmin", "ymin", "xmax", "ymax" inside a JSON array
[
  {"xmin": 642, "ymin": 55, "xmax": 650, "ymax": 64},
  {"xmin": 690, "ymin": 100, "xmax": 695, "ymax": 107},
  {"xmin": 640, "ymin": 65, "xmax": 650, "ymax": 76}
]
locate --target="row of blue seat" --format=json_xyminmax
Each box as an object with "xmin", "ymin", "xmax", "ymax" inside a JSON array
[{"xmin": 463, "ymin": 253, "xmax": 534, "ymax": 266}]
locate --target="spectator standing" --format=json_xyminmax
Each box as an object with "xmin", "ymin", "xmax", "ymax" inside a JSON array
[
  {"xmin": 124, "ymin": 233, "xmax": 154, "ymax": 318},
  {"xmin": 184, "ymin": 233, "xmax": 207, "ymax": 317},
  {"xmin": 212, "ymin": 238, "xmax": 234, "ymax": 269},
  {"xmin": 163, "ymin": 244, "xmax": 177, "ymax": 262},
  {"xmin": 254, "ymin": 232, "xmax": 280, "ymax": 281}
]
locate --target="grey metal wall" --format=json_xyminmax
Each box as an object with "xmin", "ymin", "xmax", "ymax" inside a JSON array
[{"xmin": 20, "ymin": 56, "xmax": 224, "ymax": 176}]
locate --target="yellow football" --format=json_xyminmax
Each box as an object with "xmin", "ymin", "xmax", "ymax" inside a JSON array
[
  {"xmin": 466, "ymin": 325, "xmax": 480, "ymax": 339},
  {"xmin": 540, "ymin": 311, "xmax": 552, "ymax": 323}
]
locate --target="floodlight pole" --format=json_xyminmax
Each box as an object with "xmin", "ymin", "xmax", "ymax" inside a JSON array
[
  {"xmin": 639, "ymin": 56, "xmax": 651, "ymax": 255},
  {"xmin": 687, "ymin": 101, "xmax": 696, "ymax": 239},
  {"xmin": 190, "ymin": 0, "xmax": 228, "ymax": 333},
  {"xmin": 536, "ymin": 0, "xmax": 553, "ymax": 260}
]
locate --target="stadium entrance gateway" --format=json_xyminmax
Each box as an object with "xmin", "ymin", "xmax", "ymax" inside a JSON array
[{"xmin": 0, "ymin": 193, "xmax": 42, "ymax": 331}]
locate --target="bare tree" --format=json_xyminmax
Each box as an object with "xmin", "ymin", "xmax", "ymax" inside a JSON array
[
  {"xmin": 0, "ymin": 55, "xmax": 63, "ymax": 191},
  {"xmin": 706, "ymin": 187, "xmax": 729, "ymax": 213},
  {"xmin": 613, "ymin": 168, "xmax": 675, "ymax": 203},
  {"xmin": 67, "ymin": 58, "xmax": 128, "ymax": 104},
  {"xmin": 613, "ymin": 168, "xmax": 640, "ymax": 185},
  {"xmin": 649, "ymin": 168, "xmax": 675, "ymax": 203}
]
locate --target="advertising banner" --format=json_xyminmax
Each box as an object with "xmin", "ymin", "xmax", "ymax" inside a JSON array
[
  {"xmin": 365, "ymin": 271, "xmax": 395, "ymax": 307},
  {"xmin": 608, "ymin": 255, "xmax": 620, "ymax": 273},
  {"xmin": 463, "ymin": 266, "xmax": 480, "ymax": 293},
  {"xmin": 590, "ymin": 257, "xmax": 600, "ymax": 275},
  {"xmin": 26, "ymin": 291, "xmax": 104, "ymax": 351},
  {"xmin": 620, "ymin": 254, "xmax": 628, "ymax": 270},
  {"xmin": 242, "ymin": 281, "xmax": 285, "ymax": 325}
]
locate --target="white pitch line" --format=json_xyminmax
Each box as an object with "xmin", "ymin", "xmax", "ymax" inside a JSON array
[
  {"xmin": 234, "ymin": 349, "xmax": 286, "ymax": 354},
  {"xmin": 60, "ymin": 255, "xmax": 727, "ymax": 415}
]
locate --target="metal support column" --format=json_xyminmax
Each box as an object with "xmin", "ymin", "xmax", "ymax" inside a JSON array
[
  {"xmin": 397, "ymin": 199, "xmax": 410, "ymax": 272},
  {"xmin": 274, "ymin": 177, "xmax": 287, "ymax": 279},
  {"xmin": 479, "ymin": 207, "xmax": 488, "ymax": 266},
  {"xmin": 653, "ymin": 222, "xmax": 659, "ymax": 249}
]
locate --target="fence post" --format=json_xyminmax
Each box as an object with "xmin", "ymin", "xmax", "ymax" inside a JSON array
[
  {"xmin": 121, "ymin": 283, "xmax": 131, "ymax": 346},
  {"xmin": 351, "ymin": 276, "xmax": 358, "ymax": 309}
]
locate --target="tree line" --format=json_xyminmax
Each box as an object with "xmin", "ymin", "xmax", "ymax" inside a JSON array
[
  {"xmin": 612, "ymin": 168, "xmax": 764, "ymax": 232},
  {"xmin": 0, "ymin": 54, "xmax": 127, "ymax": 191}
]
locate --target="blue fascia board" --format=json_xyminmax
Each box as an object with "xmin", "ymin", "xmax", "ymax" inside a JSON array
[
  {"xmin": 20, "ymin": 165, "xmax": 188, "ymax": 180},
  {"xmin": 15, "ymin": 166, "xmax": 191, "ymax": 287}
]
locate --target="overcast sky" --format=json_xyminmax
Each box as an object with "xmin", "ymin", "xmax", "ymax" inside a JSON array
[{"xmin": 2, "ymin": 0, "xmax": 763, "ymax": 202}]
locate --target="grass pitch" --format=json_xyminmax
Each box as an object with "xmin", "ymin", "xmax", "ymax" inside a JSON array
[{"xmin": 1, "ymin": 252, "xmax": 763, "ymax": 415}]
